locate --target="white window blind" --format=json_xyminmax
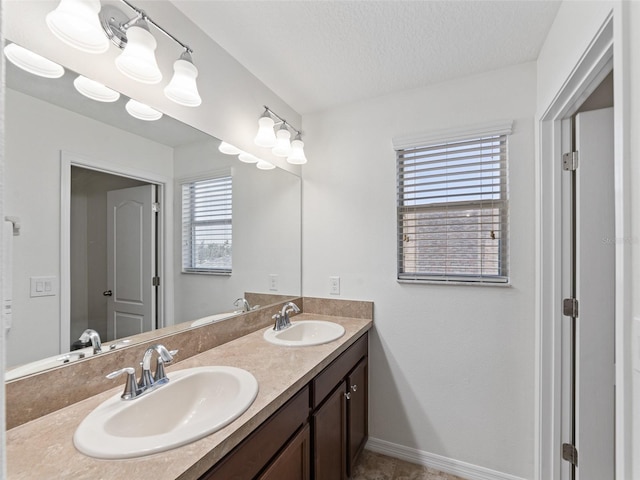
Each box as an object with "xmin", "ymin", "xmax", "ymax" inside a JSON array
[
  {"xmin": 181, "ymin": 174, "xmax": 232, "ymax": 274},
  {"xmin": 396, "ymin": 133, "xmax": 509, "ymax": 283}
]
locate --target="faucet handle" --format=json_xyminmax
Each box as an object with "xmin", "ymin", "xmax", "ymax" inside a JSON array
[
  {"xmin": 106, "ymin": 367, "xmax": 140, "ymax": 400},
  {"xmin": 272, "ymin": 313, "xmax": 282, "ymax": 331}
]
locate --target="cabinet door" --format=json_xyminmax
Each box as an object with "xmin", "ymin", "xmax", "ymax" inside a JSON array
[
  {"xmin": 347, "ymin": 357, "xmax": 368, "ymax": 476},
  {"xmin": 313, "ymin": 381, "xmax": 347, "ymax": 480},
  {"xmin": 258, "ymin": 424, "xmax": 310, "ymax": 480}
]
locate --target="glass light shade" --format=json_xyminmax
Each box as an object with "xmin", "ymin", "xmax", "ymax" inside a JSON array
[
  {"xmin": 46, "ymin": 0, "xmax": 109, "ymax": 54},
  {"xmin": 3, "ymin": 43, "xmax": 64, "ymax": 78},
  {"xmin": 115, "ymin": 24, "xmax": 162, "ymax": 84},
  {"xmin": 287, "ymin": 136, "xmax": 308, "ymax": 165},
  {"xmin": 254, "ymin": 115, "xmax": 276, "ymax": 147},
  {"xmin": 238, "ymin": 152, "xmax": 260, "ymax": 164},
  {"xmin": 164, "ymin": 57, "xmax": 202, "ymax": 107},
  {"xmin": 73, "ymin": 75, "xmax": 120, "ymax": 102},
  {"xmin": 219, "ymin": 142, "xmax": 242, "ymax": 155},
  {"xmin": 256, "ymin": 160, "xmax": 276, "ymax": 170},
  {"xmin": 272, "ymin": 125, "xmax": 292, "ymax": 157},
  {"xmin": 125, "ymin": 99, "xmax": 162, "ymax": 121}
]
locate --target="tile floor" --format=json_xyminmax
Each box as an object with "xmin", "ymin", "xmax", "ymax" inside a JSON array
[{"xmin": 351, "ymin": 450, "xmax": 468, "ymax": 480}]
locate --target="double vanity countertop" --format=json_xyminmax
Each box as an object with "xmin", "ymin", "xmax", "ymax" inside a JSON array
[{"xmin": 6, "ymin": 313, "xmax": 372, "ymax": 480}]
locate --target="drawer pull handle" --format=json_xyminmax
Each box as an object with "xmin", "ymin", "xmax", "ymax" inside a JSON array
[
  {"xmin": 351, "ymin": 384, "xmax": 358, "ymax": 392},
  {"xmin": 344, "ymin": 392, "xmax": 351, "ymax": 400}
]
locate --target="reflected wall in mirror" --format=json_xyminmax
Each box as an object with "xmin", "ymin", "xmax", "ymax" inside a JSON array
[{"xmin": 4, "ymin": 42, "xmax": 301, "ymax": 378}]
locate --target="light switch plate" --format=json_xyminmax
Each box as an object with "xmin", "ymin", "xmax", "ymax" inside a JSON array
[{"xmin": 30, "ymin": 276, "xmax": 58, "ymax": 297}]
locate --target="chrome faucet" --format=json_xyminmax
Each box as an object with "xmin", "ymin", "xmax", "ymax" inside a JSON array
[
  {"xmin": 139, "ymin": 344, "xmax": 178, "ymax": 389},
  {"xmin": 273, "ymin": 301, "xmax": 300, "ymax": 331},
  {"xmin": 234, "ymin": 297, "xmax": 252, "ymax": 312},
  {"xmin": 79, "ymin": 329, "xmax": 102, "ymax": 355},
  {"xmin": 106, "ymin": 344, "xmax": 177, "ymax": 400}
]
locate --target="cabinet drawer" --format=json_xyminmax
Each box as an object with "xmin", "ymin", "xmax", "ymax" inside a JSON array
[
  {"xmin": 312, "ymin": 332, "xmax": 368, "ymax": 408},
  {"xmin": 201, "ymin": 386, "xmax": 310, "ymax": 480}
]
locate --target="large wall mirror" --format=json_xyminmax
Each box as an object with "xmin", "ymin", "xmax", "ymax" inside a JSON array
[{"xmin": 4, "ymin": 42, "xmax": 301, "ymax": 380}]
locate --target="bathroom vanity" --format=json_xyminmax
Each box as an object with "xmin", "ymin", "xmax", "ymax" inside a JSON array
[{"xmin": 5, "ymin": 302, "xmax": 372, "ymax": 480}]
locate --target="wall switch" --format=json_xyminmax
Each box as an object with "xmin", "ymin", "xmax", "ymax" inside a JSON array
[
  {"xmin": 329, "ymin": 276, "xmax": 340, "ymax": 295},
  {"xmin": 30, "ymin": 276, "xmax": 58, "ymax": 298},
  {"xmin": 268, "ymin": 274, "xmax": 279, "ymax": 291}
]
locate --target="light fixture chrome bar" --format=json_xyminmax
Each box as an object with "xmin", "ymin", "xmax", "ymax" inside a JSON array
[
  {"xmin": 264, "ymin": 105, "xmax": 302, "ymax": 136},
  {"xmin": 119, "ymin": 0, "xmax": 193, "ymax": 54}
]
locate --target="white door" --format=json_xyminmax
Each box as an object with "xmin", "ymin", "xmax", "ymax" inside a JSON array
[
  {"xmin": 106, "ymin": 185, "xmax": 157, "ymax": 340},
  {"xmin": 563, "ymin": 107, "xmax": 615, "ymax": 479}
]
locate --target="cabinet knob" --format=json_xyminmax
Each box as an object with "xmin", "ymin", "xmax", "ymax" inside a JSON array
[
  {"xmin": 344, "ymin": 392, "xmax": 351, "ymax": 400},
  {"xmin": 351, "ymin": 384, "xmax": 358, "ymax": 392}
]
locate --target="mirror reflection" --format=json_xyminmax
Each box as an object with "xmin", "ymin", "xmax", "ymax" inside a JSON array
[{"xmin": 4, "ymin": 42, "xmax": 301, "ymax": 379}]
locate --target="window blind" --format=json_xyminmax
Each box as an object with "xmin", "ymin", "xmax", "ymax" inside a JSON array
[
  {"xmin": 396, "ymin": 134, "xmax": 509, "ymax": 283},
  {"xmin": 181, "ymin": 174, "xmax": 232, "ymax": 274}
]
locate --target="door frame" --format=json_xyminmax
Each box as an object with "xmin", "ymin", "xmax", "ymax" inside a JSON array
[
  {"xmin": 60, "ymin": 151, "xmax": 173, "ymax": 352},
  {"xmin": 536, "ymin": 11, "xmax": 632, "ymax": 480}
]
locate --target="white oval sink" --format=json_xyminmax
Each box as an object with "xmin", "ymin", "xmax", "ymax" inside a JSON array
[
  {"xmin": 263, "ymin": 320, "xmax": 345, "ymax": 347},
  {"xmin": 191, "ymin": 311, "xmax": 239, "ymax": 327},
  {"xmin": 74, "ymin": 366, "xmax": 258, "ymax": 459}
]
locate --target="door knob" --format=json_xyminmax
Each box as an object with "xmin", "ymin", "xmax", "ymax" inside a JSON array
[{"xmin": 103, "ymin": 290, "xmax": 113, "ymax": 296}]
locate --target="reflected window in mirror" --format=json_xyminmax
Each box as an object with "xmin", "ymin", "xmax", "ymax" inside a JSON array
[{"xmin": 181, "ymin": 172, "xmax": 233, "ymax": 274}]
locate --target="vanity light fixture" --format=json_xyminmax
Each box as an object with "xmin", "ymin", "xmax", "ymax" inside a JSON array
[
  {"xmin": 286, "ymin": 133, "xmax": 308, "ymax": 165},
  {"xmin": 256, "ymin": 160, "xmax": 276, "ymax": 170},
  {"xmin": 218, "ymin": 142, "xmax": 243, "ymax": 156},
  {"xmin": 45, "ymin": 0, "xmax": 202, "ymax": 105},
  {"xmin": 254, "ymin": 109, "xmax": 277, "ymax": 147},
  {"xmin": 254, "ymin": 106, "xmax": 307, "ymax": 164},
  {"xmin": 46, "ymin": 0, "xmax": 110, "ymax": 54},
  {"xmin": 3, "ymin": 43, "xmax": 65, "ymax": 79},
  {"xmin": 73, "ymin": 75, "xmax": 120, "ymax": 102},
  {"xmin": 125, "ymin": 98, "xmax": 162, "ymax": 121},
  {"xmin": 164, "ymin": 51, "xmax": 202, "ymax": 107},
  {"xmin": 238, "ymin": 152, "xmax": 260, "ymax": 164}
]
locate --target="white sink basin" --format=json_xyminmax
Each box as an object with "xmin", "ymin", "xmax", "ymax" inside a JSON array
[
  {"xmin": 263, "ymin": 320, "xmax": 345, "ymax": 347},
  {"xmin": 74, "ymin": 366, "xmax": 258, "ymax": 459},
  {"xmin": 191, "ymin": 311, "xmax": 239, "ymax": 327}
]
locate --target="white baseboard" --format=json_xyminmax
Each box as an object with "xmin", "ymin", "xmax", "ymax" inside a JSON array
[{"xmin": 365, "ymin": 437, "xmax": 528, "ymax": 480}]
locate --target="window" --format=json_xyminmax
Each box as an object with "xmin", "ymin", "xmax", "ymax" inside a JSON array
[
  {"xmin": 181, "ymin": 173, "xmax": 232, "ymax": 274},
  {"xmin": 395, "ymin": 126, "xmax": 510, "ymax": 284}
]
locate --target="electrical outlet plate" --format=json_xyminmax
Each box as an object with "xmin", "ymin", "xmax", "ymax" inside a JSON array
[
  {"xmin": 329, "ymin": 276, "xmax": 340, "ymax": 295},
  {"xmin": 268, "ymin": 274, "xmax": 278, "ymax": 291}
]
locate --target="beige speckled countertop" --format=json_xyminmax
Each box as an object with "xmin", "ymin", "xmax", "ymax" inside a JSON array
[{"xmin": 6, "ymin": 313, "xmax": 372, "ymax": 480}]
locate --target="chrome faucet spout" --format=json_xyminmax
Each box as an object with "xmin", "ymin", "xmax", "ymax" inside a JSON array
[
  {"xmin": 139, "ymin": 344, "xmax": 177, "ymax": 389},
  {"xmin": 234, "ymin": 297, "xmax": 252, "ymax": 312},
  {"xmin": 279, "ymin": 302, "xmax": 300, "ymax": 329},
  {"xmin": 79, "ymin": 329, "xmax": 102, "ymax": 355}
]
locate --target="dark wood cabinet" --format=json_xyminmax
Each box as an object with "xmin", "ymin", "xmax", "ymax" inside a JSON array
[
  {"xmin": 257, "ymin": 424, "xmax": 310, "ymax": 480},
  {"xmin": 312, "ymin": 333, "xmax": 369, "ymax": 479},
  {"xmin": 313, "ymin": 380, "xmax": 348, "ymax": 480},
  {"xmin": 199, "ymin": 332, "xmax": 368, "ymax": 480},
  {"xmin": 347, "ymin": 356, "xmax": 368, "ymax": 475}
]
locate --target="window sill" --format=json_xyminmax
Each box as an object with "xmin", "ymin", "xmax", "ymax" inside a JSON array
[{"xmin": 397, "ymin": 278, "xmax": 512, "ymax": 288}]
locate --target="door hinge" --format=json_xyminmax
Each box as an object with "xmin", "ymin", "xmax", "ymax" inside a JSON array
[
  {"xmin": 152, "ymin": 276, "xmax": 160, "ymax": 287},
  {"xmin": 563, "ymin": 151, "xmax": 579, "ymax": 171},
  {"xmin": 152, "ymin": 202, "xmax": 160, "ymax": 213},
  {"xmin": 563, "ymin": 298, "xmax": 579, "ymax": 317},
  {"xmin": 562, "ymin": 443, "xmax": 578, "ymax": 466}
]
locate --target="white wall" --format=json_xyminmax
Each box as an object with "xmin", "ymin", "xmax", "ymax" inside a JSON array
[
  {"xmin": 173, "ymin": 140, "xmax": 301, "ymax": 323},
  {"xmin": 4, "ymin": 89, "xmax": 173, "ymax": 367},
  {"xmin": 302, "ymin": 62, "xmax": 537, "ymax": 478}
]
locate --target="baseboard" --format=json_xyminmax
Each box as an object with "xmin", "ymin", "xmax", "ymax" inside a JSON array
[{"xmin": 365, "ymin": 437, "xmax": 528, "ymax": 480}]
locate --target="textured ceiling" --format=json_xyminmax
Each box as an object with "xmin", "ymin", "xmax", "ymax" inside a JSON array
[{"xmin": 174, "ymin": 1, "xmax": 561, "ymax": 115}]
